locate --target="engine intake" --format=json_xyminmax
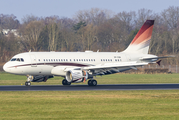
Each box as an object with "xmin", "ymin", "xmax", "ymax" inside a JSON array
[{"xmin": 66, "ymin": 70, "xmax": 88, "ymax": 83}]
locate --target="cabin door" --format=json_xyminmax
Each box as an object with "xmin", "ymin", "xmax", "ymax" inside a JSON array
[{"xmin": 30, "ymin": 54, "xmax": 37, "ymax": 67}]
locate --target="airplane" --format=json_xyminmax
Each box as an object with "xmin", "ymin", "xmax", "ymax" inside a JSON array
[{"xmin": 3, "ymin": 20, "xmax": 168, "ymax": 86}]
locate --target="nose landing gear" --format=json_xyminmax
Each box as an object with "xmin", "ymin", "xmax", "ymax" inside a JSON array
[
  {"xmin": 25, "ymin": 81, "xmax": 31, "ymax": 86},
  {"xmin": 25, "ymin": 75, "xmax": 33, "ymax": 86}
]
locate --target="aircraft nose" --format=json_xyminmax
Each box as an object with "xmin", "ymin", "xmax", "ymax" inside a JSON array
[{"xmin": 3, "ymin": 63, "xmax": 9, "ymax": 72}]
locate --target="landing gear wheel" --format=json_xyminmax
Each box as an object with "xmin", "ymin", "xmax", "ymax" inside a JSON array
[
  {"xmin": 91, "ymin": 80, "xmax": 97, "ymax": 86},
  {"xmin": 25, "ymin": 82, "xmax": 31, "ymax": 86},
  {"xmin": 88, "ymin": 80, "xmax": 97, "ymax": 86},
  {"xmin": 62, "ymin": 79, "xmax": 71, "ymax": 85},
  {"xmin": 88, "ymin": 80, "xmax": 92, "ymax": 86}
]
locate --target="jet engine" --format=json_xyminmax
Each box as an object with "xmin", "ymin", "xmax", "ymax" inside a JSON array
[
  {"xmin": 66, "ymin": 70, "xmax": 88, "ymax": 83},
  {"xmin": 29, "ymin": 75, "xmax": 54, "ymax": 82}
]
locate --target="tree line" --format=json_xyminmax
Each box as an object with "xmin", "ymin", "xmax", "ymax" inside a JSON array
[{"xmin": 0, "ymin": 7, "xmax": 179, "ymax": 64}]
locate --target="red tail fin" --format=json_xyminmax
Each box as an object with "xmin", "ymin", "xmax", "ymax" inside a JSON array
[{"xmin": 124, "ymin": 20, "xmax": 154, "ymax": 54}]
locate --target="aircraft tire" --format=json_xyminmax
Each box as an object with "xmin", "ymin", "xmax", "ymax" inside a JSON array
[
  {"xmin": 91, "ymin": 80, "xmax": 97, "ymax": 86},
  {"xmin": 67, "ymin": 81, "xmax": 71, "ymax": 85},
  {"xmin": 62, "ymin": 79, "xmax": 71, "ymax": 85},
  {"xmin": 88, "ymin": 80, "xmax": 92, "ymax": 86},
  {"xmin": 25, "ymin": 82, "xmax": 31, "ymax": 86},
  {"xmin": 88, "ymin": 80, "xmax": 97, "ymax": 86}
]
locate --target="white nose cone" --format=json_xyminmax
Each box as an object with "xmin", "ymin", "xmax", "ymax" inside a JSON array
[
  {"xmin": 3, "ymin": 63, "xmax": 9, "ymax": 72},
  {"xmin": 3, "ymin": 63, "xmax": 7, "ymax": 72}
]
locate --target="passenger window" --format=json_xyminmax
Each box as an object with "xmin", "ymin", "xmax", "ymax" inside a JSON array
[
  {"xmin": 56, "ymin": 59, "xmax": 58, "ymax": 61},
  {"xmin": 61, "ymin": 59, "xmax": 63, "ymax": 61},
  {"xmin": 46, "ymin": 59, "xmax": 48, "ymax": 61},
  {"xmin": 70, "ymin": 59, "xmax": 71, "ymax": 61},
  {"xmin": 76, "ymin": 59, "xmax": 78, "ymax": 61},
  {"xmin": 66, "ymin": 59, "xmax": 68, "ymax": 61},
  {"xmin": 84, "ymin": 59, "xmax": 85, "ymax": 61}
]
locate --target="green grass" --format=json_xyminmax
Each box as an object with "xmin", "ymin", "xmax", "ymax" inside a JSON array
[
  {"xmin": 0, "ymin": 90, "xmax": 179, "ymax": 120},
  {"xmin": 0, "ymin": 72, "xmax": 179, "ymax": 85},
  {"xmin": 1, "ymin": 72, "xmax": 179, "ymax": 119}
]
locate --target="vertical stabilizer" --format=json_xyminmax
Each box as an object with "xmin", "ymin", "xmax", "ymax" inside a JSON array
[{"xmin": 124, "ymin": 20, "xmax": 154, "ymax": 54}]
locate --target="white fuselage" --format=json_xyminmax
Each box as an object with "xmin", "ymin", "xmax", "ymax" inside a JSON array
[{"xmin": 3, "ymin": 51, "xmax": 156, "ymax": 76}]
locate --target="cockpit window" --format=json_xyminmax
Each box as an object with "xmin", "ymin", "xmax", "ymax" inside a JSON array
[
  {"xmin": 11, "ymin": 58, "xmax": 16, "ymax": 61},
  {"xmin": 21, "ymin": 58, "xmax": 24, "ymax": 62},
  {"xmin": 17, "ymin": 58, "xmax": 20, "ymax": 61},
  {"xmin": 10, "ymin": 58, "xmax": 24, "ymax": 62}
]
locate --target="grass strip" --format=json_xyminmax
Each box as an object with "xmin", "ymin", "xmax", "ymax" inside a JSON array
[
  {"xmin": 0, "ymin": 90, "xmax": 179, "ymax": 120},
  {"xmin": 0, "ymin": 72, "xmax": 179, "ymax": 85}
]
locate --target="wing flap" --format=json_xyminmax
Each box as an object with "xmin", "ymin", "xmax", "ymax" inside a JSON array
[{"xmin": 84, "ymin": 62, "xmax": 148, "ymax": 70}]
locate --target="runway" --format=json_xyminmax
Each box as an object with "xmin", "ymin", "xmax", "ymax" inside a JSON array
[{"xmin": 0, "ymin": 84, "xmax": 179, "ymax": 91}]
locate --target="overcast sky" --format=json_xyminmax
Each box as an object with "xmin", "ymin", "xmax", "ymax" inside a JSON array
[{"xmin": 0, "ymin": 0, "xmax": 179, "ymax": 22}]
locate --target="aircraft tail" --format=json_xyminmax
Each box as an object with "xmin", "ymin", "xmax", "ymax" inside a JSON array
[{"xmin": 124, "ymin": 20, "xmax": 154, "ymax": 54}]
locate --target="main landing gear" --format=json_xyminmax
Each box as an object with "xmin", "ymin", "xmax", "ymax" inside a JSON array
[
  {"xmin": 88, "ymin": 79, "xmax": 97, "ymax": 86},
  {"xmin": 61, "ymin": 79, "xmax": 97, "ymax": 86},
  {"xmin": 62, "ymin": 79, "xmax": 71, "ymax": 85}
]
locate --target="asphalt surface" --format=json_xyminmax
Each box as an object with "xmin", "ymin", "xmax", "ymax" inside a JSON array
[{"xmin": 0, "ymin": 84, "xmax": 179, "ymax": 91}]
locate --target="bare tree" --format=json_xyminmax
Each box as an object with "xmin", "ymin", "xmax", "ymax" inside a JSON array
[
  {"xmin": 74, "ymin": 8, "xmax": 113, "ymax": 25},
  {"xmin": 135, "ymin": 9, "xmax": 156, "ymax": 28},
  {"xmin": 47, "ymin": 21, "xmax": 59, "ymax": 51},
  {"xmin": 22, "ymin": 14, "xmax": 40, "ymax": 25},
  {"xmin": 19, "ymin": 21, "xmax": 44, "ymax": 51},
  {"xmin": 0, "ymin": 14, "xmax": 20, "ymax": 30},
  {"xmin": 161, "ymin": 6, "xmax": 179, "ymax": 54}
]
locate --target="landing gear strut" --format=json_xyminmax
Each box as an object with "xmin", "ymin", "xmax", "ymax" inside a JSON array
[
  {"xmin": 62, "ymin": 79, "xmax": 71, "ymax": 85},
  {"xmin": 88, "ymin": 79, "xmax": 97, "ymax": 86},
  {"xmin": 25, "ymin": 75, "xmax": 33, "ymax": 86}
]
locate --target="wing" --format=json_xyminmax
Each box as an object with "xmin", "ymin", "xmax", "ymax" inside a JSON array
[{"xmin": 83, "ymin": 62, "xmax": 148, "ymax": 75}]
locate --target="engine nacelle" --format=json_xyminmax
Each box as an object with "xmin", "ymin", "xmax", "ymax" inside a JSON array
[
  {"xmin": 30, "ymin": 75, "xmax": 54, "ymax": 82},
  {"xmin": 66, "ymin": 70, "xmax": 88, "ymax": 83}
]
